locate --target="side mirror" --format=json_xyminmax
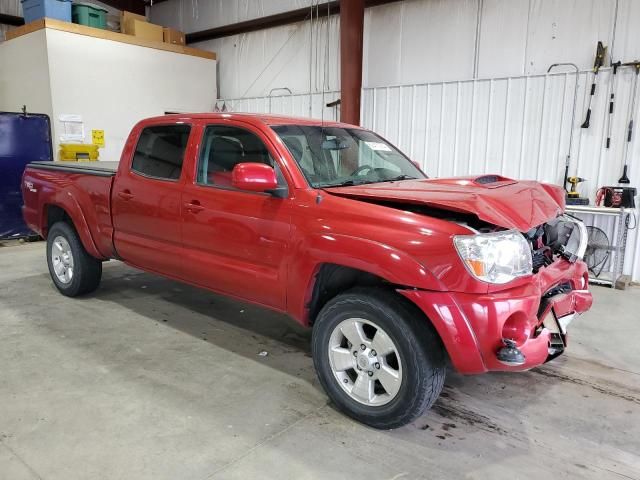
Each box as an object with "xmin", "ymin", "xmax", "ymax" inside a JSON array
[{"xmin": 232, "ymin": 163, "xmax": 278, "ymax": 193}]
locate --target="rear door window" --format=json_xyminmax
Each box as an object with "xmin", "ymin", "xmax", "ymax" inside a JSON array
[{"xmin": 131, "ymin": 125, "xmax": 191, "ymax": 180}]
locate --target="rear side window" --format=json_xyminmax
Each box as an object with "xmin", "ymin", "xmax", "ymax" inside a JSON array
[{"xmin": 131, "ymin": 125, "xmax": 191, "ymax": 180}]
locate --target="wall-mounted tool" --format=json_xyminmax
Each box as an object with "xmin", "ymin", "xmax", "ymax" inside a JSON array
[
  {"xmin": 619, "ymin": 61, "xmax": 640, "ymax": 184},
  {"xmin": 581, "ymin": 41, "xmax": 607, "ymax": 129},
  {"xmin": 606, "ymin": 61, "xmax": 622, "ymax": 148},
  {"xmin": 566, "ymin": 176, "xmax": 590, "ymax": 205},
  {"xmin": 548, "ymin": 63, "xmax": 580, "ymax": 193}
]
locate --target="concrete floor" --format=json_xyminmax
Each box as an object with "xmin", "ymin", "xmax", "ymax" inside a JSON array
[{"xmin": 1, "ymin": 242, "xmax": 639, "ymax": 480}]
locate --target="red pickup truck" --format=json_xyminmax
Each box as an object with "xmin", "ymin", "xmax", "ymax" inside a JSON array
[{"xmin": 22, "ymin": 113, "xmax": 593, "ymax": 428}]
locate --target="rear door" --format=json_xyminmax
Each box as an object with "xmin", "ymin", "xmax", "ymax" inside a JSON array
[
  {"xmin": 180, "ymin": 121, "xmax": 292, "ymax": 310},
  {"xmin": 112, "ymin": 122, "xmax": 194, "ymax": 277}
]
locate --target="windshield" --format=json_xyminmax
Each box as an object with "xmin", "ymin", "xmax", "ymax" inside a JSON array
[{"xmin": 272, "ymin": 125, "xmax": 426, "ymax": 188}]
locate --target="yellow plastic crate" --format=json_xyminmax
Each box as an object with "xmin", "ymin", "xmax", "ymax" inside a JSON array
[{"xmin": 59, "ymin": 143, "xmax": 100, "ymax": 161}]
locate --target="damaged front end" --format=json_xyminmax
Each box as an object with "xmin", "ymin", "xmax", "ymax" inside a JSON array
[
  {"xmin": 494, "ymin": 214, "xmax": 591, "ymax": 366},
  {"xmin": 525, "ymin": 214, "xmax": 588, "ymax": 272}
]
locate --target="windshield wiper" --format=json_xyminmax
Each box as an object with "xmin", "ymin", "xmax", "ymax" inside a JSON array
[
  {"xmin": 317, "ymin": 175, "xmax": 417, "ymax": 188},
  {"xmin": 380, "ymin": 174, "xmax": 417, "ymax": 182},
  {"xmin": 316, "ymin": 179, "xmax": 375, "ymax": 188}
]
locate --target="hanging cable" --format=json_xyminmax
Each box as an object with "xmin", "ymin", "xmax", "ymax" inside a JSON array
[
  {"xmin": 315, "ymin": 3, "xmax": 321, "ymax": 92},
  {"xmin": 309, "ymin": 2, "xmax": 314, "ymax": 115},
  {"xmin": 325, "ymin": 2, "xmax": 330, "ymax": 92},
  {"xmin": 610, "ymin": 0, "xmax": 619, "ymax": 63},
  {"xmin": 191, "ymin": 0, "xmax": 198, "ymax": 22},
  {"xmin": 321, "ymin": 1, "xmax": 330, "ymax": 125}
]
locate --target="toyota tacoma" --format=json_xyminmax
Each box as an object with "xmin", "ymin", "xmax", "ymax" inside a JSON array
[{"xmin": 22, "ymin": 113, "xmax": 593, "ymax": 429}]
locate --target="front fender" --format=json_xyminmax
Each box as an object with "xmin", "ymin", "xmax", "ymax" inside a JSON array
[{"xmin": 288, "ymin": 233, "xmax": 445, "ymax": 324}]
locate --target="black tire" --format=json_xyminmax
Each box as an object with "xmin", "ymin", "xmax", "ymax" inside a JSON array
[
  {"xmin": 46, "ymin": 221, "xmax": 102, "ymax": 297},
  {"xmin": 312, "ymin": 288, "xmax": 446, "ymax": 429}
]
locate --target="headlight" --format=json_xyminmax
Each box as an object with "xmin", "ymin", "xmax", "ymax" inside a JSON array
[{"xmin": 453, "ymin": 230, "xmax": 533, "ymax": 284}]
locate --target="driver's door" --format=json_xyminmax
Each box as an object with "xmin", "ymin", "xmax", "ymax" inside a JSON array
[{"xmin": 180, "ymin": 122, "xmax": 291, "ymax": 310}]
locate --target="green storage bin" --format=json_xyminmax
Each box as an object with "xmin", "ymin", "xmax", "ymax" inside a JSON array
[{"xmin": 71, "ymin": 2, "xmax": 107, "ymax": 29}]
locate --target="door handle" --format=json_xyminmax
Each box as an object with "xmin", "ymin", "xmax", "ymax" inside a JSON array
[
  {"xmin": 185, "ymin": 200, "xmax": 204, "ymax": 213},
  {"xmin": 118, "ymin": 190, "xmax": 134, "ymax": 200}
]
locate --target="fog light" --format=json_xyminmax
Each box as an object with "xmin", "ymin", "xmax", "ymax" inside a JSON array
[{"xmin": 496, "ymin": 339, "xmax": 526, "ymax": 366}]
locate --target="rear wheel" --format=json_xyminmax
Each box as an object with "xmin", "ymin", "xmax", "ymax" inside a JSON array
[
  {"xmin": 312, "ymin": 288, "xmax": 446, "ymax": 429},
  {"xmin": 46, "ymin": 222, "xmax": 102, "ymax": 297}
]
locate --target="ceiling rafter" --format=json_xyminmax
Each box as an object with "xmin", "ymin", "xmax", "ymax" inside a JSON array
[{"xmin": 92, "ymin": 0, "xmax": 146, "ymax": 15}]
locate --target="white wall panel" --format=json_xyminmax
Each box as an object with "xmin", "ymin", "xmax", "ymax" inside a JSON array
[
  {"xmin": 192, "ymin": 15, "xmax": 339, "ymax": 99},
  {"xmin": 217, "ymin": 90, "xmax": 341, "ymax": 122},
  {"xmin": 525, "ymin": 0, "xmax": 616, "ymax": 75},
  {"xmin": 400, "ymin": 0, "xmax": 477, "ymax": 84},
  {"xmin": 0, "ymin": 29, "xmax": 52, "ymax": 116},
  {"xmin": 44, "ymin": 28, "xmax": 217, "ymax": 161},
  {"xmin": 362, "ymin": 3, "xmax": 402, "ymax": 87},
  {"xmin": 0, "ymin": 0, "xmax": 20, "ymax": 42},
  {"xmin": 0, "ymin": 0, "xmax": 20, "ymax": 16},
  {"xmin": 614, "ymin": 0, "xmax": 640, "ymax": 61},
  {"xmin": 476, "ymin": 0, "xmax": 530, "ymax": 78},
  {"xmin": 150, "ymin": 0, "xmax": 315, "ymax": 34}
]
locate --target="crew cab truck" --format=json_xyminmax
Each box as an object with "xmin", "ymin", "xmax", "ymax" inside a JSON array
[{"xmin": 22, "ymin": 113, "xmax": 593, "ymax": 429}]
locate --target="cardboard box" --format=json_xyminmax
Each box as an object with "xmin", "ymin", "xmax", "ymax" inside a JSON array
[
  {"xmin": 121, "ymin": 10, "xmax": 146, "ymax": 26},
  {"xmin": 163, "ymin": 27, "xmax": 185, "ymax": 46},
  {"xmin": 122, "ymin": 18, "xmax": 163, "ymax": 43}
]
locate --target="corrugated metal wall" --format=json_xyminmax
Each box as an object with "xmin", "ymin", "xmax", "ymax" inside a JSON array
[{"xmin": 221, "ymin": 66, "xmax": 640, "ymax": 280}]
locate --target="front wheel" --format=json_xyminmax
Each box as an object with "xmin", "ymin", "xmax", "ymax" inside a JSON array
[
  {"xmin": 312, "ymin": 288, "xmax": 446, "ymax": 429},
  {"xmin": 46, "ymin": 221, "xmax": 102, "ymax": 297}
]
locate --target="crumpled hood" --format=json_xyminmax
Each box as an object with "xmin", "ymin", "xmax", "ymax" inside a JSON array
[{"xmin": 323, "ymin": 175, "xmax": 566, "ymax": 232}]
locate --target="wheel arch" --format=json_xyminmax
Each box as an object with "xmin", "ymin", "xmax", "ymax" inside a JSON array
[
  {"xmin": 305, "ymin": 264, "xmax": 398, "ymax": 325},
  {"xmin": 41, "ymin": 201, "xmax": 103, "ymax": 259},
  {"xmin": 288, "ymin": 233, "xmax": 445, "ymax": 326},
  {"xmin": 302, "ymin": 265, "xmax": 448, "ymax": 357}
]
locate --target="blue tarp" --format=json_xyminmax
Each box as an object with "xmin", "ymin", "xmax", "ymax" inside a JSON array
[{"xmin": 0, "ymin": 112, "xmax": 53, "ymax": 239}]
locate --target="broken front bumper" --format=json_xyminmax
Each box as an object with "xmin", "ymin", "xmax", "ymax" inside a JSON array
[{"xmin": 399, "ymin": 258, "xmax": 593, "ymax": 374}]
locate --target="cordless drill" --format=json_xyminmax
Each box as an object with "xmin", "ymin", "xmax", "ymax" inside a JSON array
[{"xmin": 566, "ymin": 177, "xmax": 589, "ymax": 205}]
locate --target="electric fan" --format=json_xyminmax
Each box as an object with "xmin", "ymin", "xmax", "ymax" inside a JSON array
[{"xmin": 584, "ymin": 226, "xmax": 610, "ymax": 277}]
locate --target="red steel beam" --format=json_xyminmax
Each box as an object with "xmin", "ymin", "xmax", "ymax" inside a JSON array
[{"xmin": 339, "ymin": 0, "xmax": 364, "ymax": 125}]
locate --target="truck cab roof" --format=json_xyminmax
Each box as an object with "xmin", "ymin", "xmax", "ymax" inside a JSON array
[{"xmin": 142, "ymin": 112, "xmax": 357, "ymax": 129}]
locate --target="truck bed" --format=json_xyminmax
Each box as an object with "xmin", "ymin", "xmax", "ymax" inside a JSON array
[
  {"xmin": 28, "ymin": 161, "xmax": 119, "ymax": 177},
  {"xmin": 22, "ymin": 161, "xmax": 117, "ymax": 259}
]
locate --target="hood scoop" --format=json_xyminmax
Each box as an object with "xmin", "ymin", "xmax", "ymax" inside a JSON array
[{"xmin": 427, "ymin": 175, "xmax": 517, "ymax": 189}]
